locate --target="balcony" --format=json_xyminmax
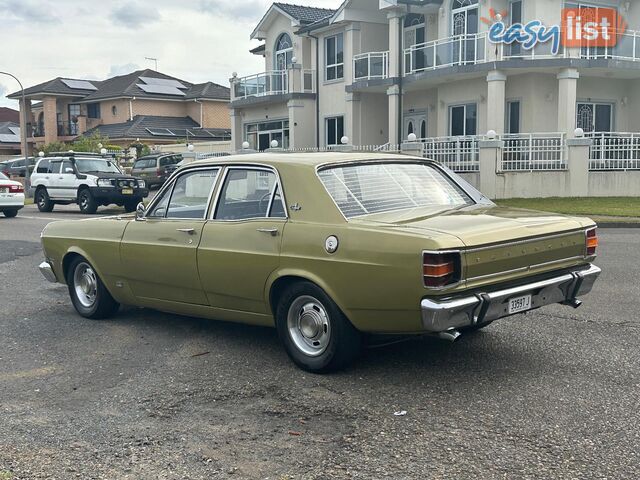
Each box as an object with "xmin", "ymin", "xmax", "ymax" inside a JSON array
[
  {"xmin": 57, "ymin": 121, "xmax": 80, "ymax": 137},
  {"xmin": 353, "ymin": 51, "xmax": 389, "ymax": 81},
  {"xmin": 27, "ymin": 123, "xmax": 45, "ymax": 138},
  {"xmin": 403, "ymin": 30, "xmax": 640, "ymax": 76},
  {"xmin": 232, "ymin": 69, "xmax": 315, "ymax": 101}
]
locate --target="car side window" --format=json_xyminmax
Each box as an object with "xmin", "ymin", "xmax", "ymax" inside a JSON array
[
  {"xmin": 215, "ymin": 169, "xmax": 284, "ymax": 221},
  {"xmin": 61, "ymin": 160, "xmax": 74, "ymax": 174},
  {"xmin": 148, "ymin": 169, "xmax": 219, "ymax": 219},
  {"xmin": 48, "ymin": 161, "xmax": 61, "ymax": 174},
  {"xmin": 133, "ymin": 160, "xmax": 146, "ymax": 170},
  {"xmin": 36, "ymin": 159, "xmax": 50, "ymax": 174}
]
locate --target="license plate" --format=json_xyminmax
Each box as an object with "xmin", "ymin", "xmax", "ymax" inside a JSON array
[
  {"xmin": 508, "ymin": 294, "xmax": 532, "ymax": 314},
  {"xmin": 0, "ymin": 188, "xmax": 6, "ymax": 193},
  {"xmin": 122, "ymin": 188, "xmax": 133, "ymax": 195}
]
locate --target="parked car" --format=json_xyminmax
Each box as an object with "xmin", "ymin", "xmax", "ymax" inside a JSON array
[
  {"xmin": 38, "ymin": 152, "xmax": 601, "ymax": 372},
  {"xmin": 2, "ymin": 157, "xmax": 36, "ymax": 178},
  {"xmin": 131, "ymin": 153, "xmax": 182, "ymax": 189},
  {"xmin": 31, "ymin": 153, "xmax": 148, "ymax": 214},
  {"xmin": 0, "ymin": 171, "xmax": 25, "ymax": 217}
]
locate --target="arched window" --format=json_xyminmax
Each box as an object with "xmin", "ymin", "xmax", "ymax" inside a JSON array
[
  {"xmin": 452, "ymin": 0, "xmax": 478, "ymax": 9},
  {"xmin": 275, "ymin": 33, "xmax": 293, "ymax": 70},
  {"xmin": 420, "ymin": 120, "xmax": 427, "ymax": 139},
  {"xmin": 407, "ymin": 121, "xmax": 414, "ymax": 136},
  {"xmin": 451, "ymin": 0, "xmax": 479, "ymax": 63}
]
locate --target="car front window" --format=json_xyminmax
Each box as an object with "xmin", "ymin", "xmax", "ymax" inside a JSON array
[
  {"xmin": 148, "ymin": 169, "xmax": 220, "ymax": 219},
  {"xmin": 318, "ymin": 161, "xmax": 474, "ymax": 219},
  {"xmin": 75, "ymin": 158, "xmax": 121, "ymax": 174}
]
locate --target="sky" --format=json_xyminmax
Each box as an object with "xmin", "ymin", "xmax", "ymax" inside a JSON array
[{"xmin": 0, "ymin": 0, "xmax": 343, "ymax": 109}]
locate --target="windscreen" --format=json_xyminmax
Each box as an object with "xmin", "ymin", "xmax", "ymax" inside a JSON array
[
  {"xmin": 318, "ymin": 162, "xmax": 473, "ymax": 219},
  {"xmin": 75, "ymin": 158, "xmax": 121, "ymax": 174}
]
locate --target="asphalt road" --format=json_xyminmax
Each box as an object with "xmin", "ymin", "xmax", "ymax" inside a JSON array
[{"xmin": 1, "ymin": 206, "xmax": 639, "ymax": 479}]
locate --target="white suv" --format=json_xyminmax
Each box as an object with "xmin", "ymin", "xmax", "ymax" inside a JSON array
[{"xmin": 31, "ymin": 154, "xmax": 149, "ymax": 214}]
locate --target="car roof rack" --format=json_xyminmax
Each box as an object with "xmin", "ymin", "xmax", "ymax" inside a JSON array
[{"xmin": 44, "ymin": 152, "xmax": 110, "ymax": 158}]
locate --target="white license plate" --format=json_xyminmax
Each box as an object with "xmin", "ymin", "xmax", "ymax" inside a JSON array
[
  {"xmin": 508, "ymin": 294, "xmax": 532, "ymax": 314},
  {"xmin": 122, "ymin": 188, "xmax": 133, "ymax": 195},
  {"xmin": 0, "ymin": 188, "xmax": 7, "ymax": 193}
]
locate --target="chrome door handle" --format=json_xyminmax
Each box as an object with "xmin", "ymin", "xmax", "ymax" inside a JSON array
[
  {"xmin": 257, "ymin": 228, "xmax": 279, "ymax": 237},
  {"xmin": 176, "ymin": 228, "xmax": 196, "ymax": 235}
]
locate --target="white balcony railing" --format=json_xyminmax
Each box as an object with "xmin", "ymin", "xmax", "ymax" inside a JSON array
[
  {"xmin": 232, "ymin": 69, "xmax": 315, "ymax": 100},
  {"xmin": 353, "ymin": 51, "xmax": 389, "ymax": 81},
  {"xmin": 587, "ymin": 132, "xmax": 640, "ymax": 171},
  {"xmin": 403, "ymin": 30, "xmax": 640, "ymax": 76},
  {"xmin": 500, "ymin": 133, "xmax": 567, "ymax": 172}
]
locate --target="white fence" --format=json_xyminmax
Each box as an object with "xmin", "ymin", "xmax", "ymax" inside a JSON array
[
  {"xmin": 232, "ymin": 69, "xmax": 315, "ymax": 100},
  {"xmin": 587, "ymin": 132, "xmax": 640, "ymax": 171},
  {"xmin": 421, "ymin": 136, "xmax": 479, "ymax": 172},
  {"xmin": 196, "ymin": 152, "xmax": 232, "ymax": 160},
  {"xmin": 500, "ymin": 133, "xmax": 566, "ymax": 172}
]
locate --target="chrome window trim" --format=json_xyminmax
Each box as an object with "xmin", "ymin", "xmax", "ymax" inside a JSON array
[
  {"xmin": 210, "ymin": 164, "xmax": 288, "ymax": 222},
  {"xmin": 315, "ymin": 158, "xmax": 477, "ymax": 222},
  {"xmin": 144, "ymin": 166, "xmax": 221, "ymax": 221}
]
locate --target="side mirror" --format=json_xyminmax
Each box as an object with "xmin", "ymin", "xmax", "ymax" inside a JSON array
[
  {"xmin": 65, "ymin": 168, "xmax": 75, "ymax": 173},
  {"xmin": 135, "ymin": 202, "xmax": 146, "ymax": 221}
]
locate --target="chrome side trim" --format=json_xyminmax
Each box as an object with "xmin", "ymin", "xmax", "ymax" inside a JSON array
[
  {"xmin": 466, "ymin": 255, "xmax": 587, "ymax": 283},
  {"xmin": 421, "ymin": 264, "xmax": 601, "ymax": 333},
  {"xmin": 464, "ymin": 229, "xmax": 586, "ymax": 253}
]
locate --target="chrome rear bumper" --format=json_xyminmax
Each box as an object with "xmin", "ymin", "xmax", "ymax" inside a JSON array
[
  {"xmin": 39, "ymin": 261, "xmax": 58, "ymax": 283},
  {"xmin": 421, "ymin": 264, "xmax": 601, "ymax": 332}
]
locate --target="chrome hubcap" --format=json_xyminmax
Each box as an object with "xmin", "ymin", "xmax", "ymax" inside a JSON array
[
  {"xmin": 73, "ymin": 263, "xmax": 97, "ymax": 308},
  {"xmin": 287, "ymin": 296, "xmax": 331, "ymax": 357}
]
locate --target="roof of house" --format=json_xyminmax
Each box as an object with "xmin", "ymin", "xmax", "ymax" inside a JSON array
[
  {"xmin": 8, "ymin": 69, "xmax": 229, "ymax": 102},
  {"xmin": 0, "ymin": 122, "xmax": 21, "ymax": 144},
  {"xmin": 83, "ymin": 115, "xmax": 231, "ymax": 142},
  {"xmin": 272, "ymin": 3, "xmax": 336, "ymax": 24},
  {"xmin": 0, "ymin": 107, "xmax": 20, "ymax": 123}
]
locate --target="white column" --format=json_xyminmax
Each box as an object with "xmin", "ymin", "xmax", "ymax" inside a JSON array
[
  {"xmin": 486, "ymin": 70, "xmax": 507, "ymax": 135},
  {"xmin": 345, "ymin": 92, "xmax": 361, "ymax": 146},
  {"xmin": 557, "ymin": 68, "xmax": 579, "ymax": 138},
  {"xmin": 387, "ymin": 9, "xmax": 403, "ymax": 78},
  {"xmin": 230, "ymin": 109, "xmax": 243, "ymax": 151},
  {"xmin": 345, "ymin": 22, "xmax": 361, "ymax": 85},
  {"xmin": 387, "ymin": 85, "xmax": 401, "ymax": 145}
]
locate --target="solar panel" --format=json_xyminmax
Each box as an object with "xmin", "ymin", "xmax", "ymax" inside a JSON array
[
  {"xmin": 61, "ymin": 79, "xmax": 98, "ymax": 90},
  {"xmin": 137, "ymin": 83, "xmax": 186, "ymax": 96},
  {"xmin": 146, "ymin": 128, "xmax": 176, "ymax": 136},
  {"xmin": 138, "ymin": 76, "xmax": 187, "ymax": 89},
  {"xmin": 0, "ymin": 134, "xmax": 20, "ymax": 143}
]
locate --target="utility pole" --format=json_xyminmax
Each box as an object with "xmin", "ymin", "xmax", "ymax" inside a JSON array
[
  {"xmin": 0, "ymin": 71, "xmax": 30, "ymax": 197},
  {"xmin": 145, "ymin": 57, "xmax": 159, "ymax": 70}
]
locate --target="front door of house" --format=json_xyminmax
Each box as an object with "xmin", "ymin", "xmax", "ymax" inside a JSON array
[
  {"xmin": 404, "ymin": 113, "xmax": 427, "ymax": 141},
  {"xmin": 577, "ymin": 103, "xmax": 613, "ymax": 133}
]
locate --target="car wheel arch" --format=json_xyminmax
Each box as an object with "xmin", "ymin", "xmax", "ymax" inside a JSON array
[
  {"xmin": 61, "ymin": 249, "xmax": 110, "ymax": 294},
  {"xmin": 266, "ymin": 271, "xmax": 352, "ymax": 323}
]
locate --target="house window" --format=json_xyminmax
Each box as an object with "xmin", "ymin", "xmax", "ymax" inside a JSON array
[
  {"xmin": 404, "ymin": 14, "xmax": 426, "ymax": 73},
  {"xmin": 508, "ymin": 1, "xmax": 523, "ymax": 56},
  {"xmin": 244, "ymin": 120, "xmax": 290, "ymax": 151},
  {"xmin": 577, "ymin": 102, "xmax": 613, "ymax": 133},
  {"xmin": 111, "ymin": 105, "xmax": 118, "ymax": 116},
  {"xmin": 325, "ymin": 33, "xmax": 344, "ymax": 81},
  {"xmin": 68, "ymin": 104, "xmax": 81, "ymax": 135},
  {"xmin": 87, "ymin": 103, "xmax": 101, "ymax": 119},
  {"xmin": 275, "ymin": 33, "xmax": 293, "ymax": 70},
  {"xmin": 449, "ymin": 103, "xmax": 477, "ymax": 136},
  {"xmin": 452, "ymin": 0, "xmax": 479, "ymax": 63},
  {"xmin": 506, "ymin": 101, "xmax": 521, "ymax": 134},
  {"xmin": 326, "ymin": 116, "xmax": 344, "ymax": 146}
]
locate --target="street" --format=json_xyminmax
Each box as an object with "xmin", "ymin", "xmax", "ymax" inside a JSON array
[{"xmin": 1, "ymin": 206, "xmax": 639, "ymax": 480}]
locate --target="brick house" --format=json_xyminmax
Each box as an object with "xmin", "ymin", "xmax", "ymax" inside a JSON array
[{"xmin": 8, "ymin": 69, "xmax": 231, "ymax": 152}]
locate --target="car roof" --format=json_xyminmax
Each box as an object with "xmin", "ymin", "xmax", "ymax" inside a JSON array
[{"xmin": 188, "ymin": 151, "xmax": 428, "ymax": 170}]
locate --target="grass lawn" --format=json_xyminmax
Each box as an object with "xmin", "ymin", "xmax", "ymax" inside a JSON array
[{"xmin": 495, "ymin": 197, "xmax": 640, "ymax": 220}]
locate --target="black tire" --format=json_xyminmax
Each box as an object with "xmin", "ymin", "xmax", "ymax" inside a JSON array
[
  {"xmin": 124, "ymin": 198, "xmax": 141, "ymax": 213},
  {"xmin": 276, "ymin": 282, "xmax": 362, "ymax": 373},
  {"xmin": 66, "ymin": 256, "xmax": 119, "ymax": 320},
  {"xmin": 78, "ymin": 188, "xmax": 98, "ymax": 214},
  {"xmin": 36, "ymin": 188, "xmax": 54, "ymax": 212},
  {"xmin": 3, "ymin": 209, "xmax": 18, "ymax": 218},
  {"xmin": 459, "ymin": 321, "xmax": 494, "ymax": 334}
]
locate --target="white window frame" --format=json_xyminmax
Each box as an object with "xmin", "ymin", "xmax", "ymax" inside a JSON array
[
  {"xmin": 506, "ymin": 100, "xmax": 521, "ymax": 134},
  {"xmin": 576, "ymin": 101, "xmax": 614, "ymax": 133},
  {"xmin": 449, "ymin": 103, "xmax": 477, "ymax": 136},
  {"xmin": 325, "ymin": 33, "xmax": 344, "ymax": 82}
]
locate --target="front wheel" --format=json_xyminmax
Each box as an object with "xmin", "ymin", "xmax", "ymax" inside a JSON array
[
  {"xmin": 276, "ymin": 282, "xmax": 362, "ymax": 373},
  {"xmin": 3, "ymin": 209, "xmax": 18, "ymax": 218},
  {"xmin": 67, "ymin": 257, "xmax": 119, "ymax": 319},
  {"xmin": 78, "ymin": 189, "xmax": 97, "ymax": 214},
  {"xmin": 36, "ymin": 188, "xmax": 54, "ymax": 212}
]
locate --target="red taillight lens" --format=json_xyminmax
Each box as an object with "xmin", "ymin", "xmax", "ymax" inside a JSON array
[
  {"xmin": 586, "ymin": 228, "xmax": 598, "ymax": 256},
  {"xmin": 9, "ymin": 184, "xmax": 24, "ymax": 193},
  {"xmin": 423, "ymin": 252, "xmax": 460, "ymax": 288}
]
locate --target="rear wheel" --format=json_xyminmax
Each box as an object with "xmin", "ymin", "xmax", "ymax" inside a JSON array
[
  {"xmin": 66, "ymin": 256, "xmax": 119, "ymax": 319},
  {"xmin": 78, "ymin": 189, "xmax": 97, "ymax": 214},
  {"xmin": 3, "ymin": 209, "xmax": 18, "ymax": 218},
  {"xmin": 276, "ymin": 282, "xmax": 362, "ymax": 373},
  {"xmin": 36, "ymin": 188, "xmax": 54, "ymax": 212}
]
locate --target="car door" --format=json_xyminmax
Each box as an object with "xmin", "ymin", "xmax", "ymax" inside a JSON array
[
  {"xmin": 120, "ymin": 167, "xmax": 221, "ymax": 305},
  {"xmin": 198, "ymin": 166, "xmax": 287, "ymax": 314},
  {"xmin": 56, "ymin": 159, "xmax": 79, "ymax": 199}
]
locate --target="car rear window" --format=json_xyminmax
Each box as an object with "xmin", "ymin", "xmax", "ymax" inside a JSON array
[{"xmin": 318, "ymin": 161, "xmax": 473, "ymax": 219}]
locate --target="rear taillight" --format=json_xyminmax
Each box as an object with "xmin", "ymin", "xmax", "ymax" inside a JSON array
[
  {"xmin": 423, "ymin": 252, "xmax": 461, "ymax": 288},
  {"xmin": 157, "ymin": 168, "xmax": 163, "ymax": 176},
  {"xmin": 586, "ymin": 228, "xmax": 598, "ymax": 256},
  {"xmin": 1, "ymin": 184, "xmax": 23, "ymax": 193}
]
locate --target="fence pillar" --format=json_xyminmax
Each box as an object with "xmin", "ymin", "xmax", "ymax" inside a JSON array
[
  {"xmin": 566, "ymin": 137, "xmax": 591, "ymax": 196},
  {"xmin": 401, "ymin": 141, "xmax": 423, "ymax": 156},
  {"xmin": 478, "ymin": 139, "xmax": 502, "ymax": 199}
]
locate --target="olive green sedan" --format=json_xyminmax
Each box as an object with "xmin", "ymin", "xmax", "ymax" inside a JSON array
[{"xmin": 39, "ymin": 153, "xmax": 601, "ymax": 373}]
